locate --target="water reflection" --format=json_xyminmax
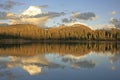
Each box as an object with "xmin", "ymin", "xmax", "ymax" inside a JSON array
[
  {"xmin": 110, "ymin": 53, "xmax": 120, "ymax": 63},
  {"xmin": 23, "ymin": 65, "xmax": 42, "ymax": 75},
  {"xmin": 71, "ymin": 60, "xmax": 97, "ymax": 69},
  {"xmin": 0, "ymin": 42, "xmax": 119, "ymax": 56},
  {"xmin": 0, "ymin": 42, "xmax": 120, "ymax": 80}
]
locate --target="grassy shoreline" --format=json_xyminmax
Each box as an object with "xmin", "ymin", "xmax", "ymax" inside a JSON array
[{"xmin": 0, "ymin": 39, "xmax": 120, "ymax": 44}]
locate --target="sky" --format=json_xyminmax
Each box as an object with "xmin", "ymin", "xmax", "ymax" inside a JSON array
[{"xmin": 0, "ymin": 0, "xmax": 120, "ymax": 29}]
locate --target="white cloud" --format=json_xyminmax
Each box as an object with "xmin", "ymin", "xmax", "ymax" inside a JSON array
[
  {"xmin": 22, "ymin": 6, "xmax": 42, "ymax": 16},
  {"xmin": 111, "ymin": 11, "xmax": 117, "ymax": 15},
  {"xmin": 90, "ymin": 24, "xmax": 116, "ymax": 30}
]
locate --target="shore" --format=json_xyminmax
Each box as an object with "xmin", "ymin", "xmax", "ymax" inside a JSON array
[{"xmin": 0, "ymin": 39, "xmax": 120, "ymax": 44}]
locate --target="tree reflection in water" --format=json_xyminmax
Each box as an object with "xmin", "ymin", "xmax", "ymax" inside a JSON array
[{"xmin": 0, "ymin": 42, "xmax": 119, "ymax": 80}]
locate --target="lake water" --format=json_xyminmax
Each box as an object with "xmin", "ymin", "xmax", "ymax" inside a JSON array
[{"xmin": 0, "ymin": 42, "xmax": 120, "ymax": 80}]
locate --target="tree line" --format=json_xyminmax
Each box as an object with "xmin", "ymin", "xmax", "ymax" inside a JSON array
[{"xmin": 0, "ymin": 24, "xmax": 120, "ymax": 41}]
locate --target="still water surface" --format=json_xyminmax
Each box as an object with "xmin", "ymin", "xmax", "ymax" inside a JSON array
[{"xmin": 0, "ymin": 42, "xmax": 120, "ymax": 80}]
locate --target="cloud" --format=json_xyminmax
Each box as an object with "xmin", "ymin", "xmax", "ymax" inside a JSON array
[
  {"xmin": 0, "ymin": 12, "xmax": 7, "ymax": 20},
  {"xmin": 22, "ymin": 6, "xmax": 42, "ymax": 16},
  {"xmin": 71, "ymin": 12, "xmax": 80, "ymax": 18},
  {"xmin": 62, "ymin": 18, "xmax": 72, "ymax": 23},
  {"xmin": 111, "ymin": 11, "xmax": 117, "ymax": 15},
  {"xmin": 0, "ymin": 11, "xmax": 19, "ymax": 20},
  {"xmin": 1, "ymin": 6, "xmax": 64, "ymax": 27},
  {"xmin": 37, "ymin": 5, "xmax": 48, "ymax": 8},
  {"xmin": 18, "ymin": 6, "xmax": 65, "ymax": 27},
  {"xmin": 90, "ymin": 24, "xmax": 116, "ymax": 30},
  {"xmin": 10, "ymin": 16, "xmax": 50, "ymax": 27},
  {"xmin": 72, "ymin": 12, "xmax": 97, "ymax": 21},
  {"xmin": 0, "ymin": 0, "xmax": 24, "ymax": 10},
  {"xmin": 0, "ymin": 11, "xmax": 65, "ymax": 27},
  {"xmin": 21, "ymin": 6, "xmax": 65, "ymax": 18},
  {"xmin": 0, "ymin": 5, "xmax": 65, "ymax": 27},
  {"xmin": 110, "ymin": 18, "xmax": 120, "ymax": 28},
  {"xmin": 61, "ymin": 12, "xmax": 97, "ymax": 26},
  {"xmin": 45, "ymin": 12, "xmax": 65, "ymax": 18},
  {"xmin": 34, "ymin": 12, "xmax": 65, "ymax": 18}
]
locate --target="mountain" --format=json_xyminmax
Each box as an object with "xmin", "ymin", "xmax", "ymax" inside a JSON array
[{"xmin": 48, "ymin": 24, "xmax": 92, "ymax": 33}]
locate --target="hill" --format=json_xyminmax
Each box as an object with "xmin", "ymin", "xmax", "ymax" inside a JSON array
[
  {"xmin": 47, "ymin": 24, "xmax": 93, "ymax": 39},
  {"xmin": 0, "ymin": 24, "xmax": 46, "ymax": 40},
  {"xmin": 0, "ymin": 24, "xmax": 120, "ymax": 41}
]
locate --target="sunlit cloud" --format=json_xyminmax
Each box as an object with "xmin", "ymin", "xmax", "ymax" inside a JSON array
[
  {"xmin": 0, "ymin": 11, "xmax": 19, "ymax": 20},
  {"xmin": 22, "ymin": 6, "xmax": 42, "ymax": 16},
  {"xmin": 10, "ymin": 16, "xmax": 50, "ymax": 27}
]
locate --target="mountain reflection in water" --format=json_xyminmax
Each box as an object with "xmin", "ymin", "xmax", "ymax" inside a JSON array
[{"xmin": 0, "ymin": 42, "xmax": 120, "ymax": 80}]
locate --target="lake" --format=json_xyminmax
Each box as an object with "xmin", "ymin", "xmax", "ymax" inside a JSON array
[{"xmin": 0, "ymin": 42, "xmax": 120, "ymax": 80}]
